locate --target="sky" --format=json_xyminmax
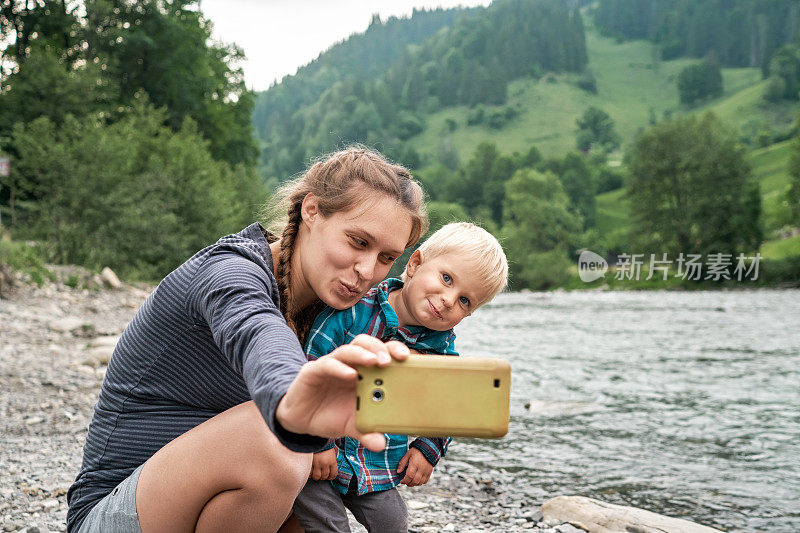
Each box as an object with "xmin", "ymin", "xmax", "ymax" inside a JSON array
[{"xmin": 199, "ymin": 0, "xmax": 492, "ymax": 92}]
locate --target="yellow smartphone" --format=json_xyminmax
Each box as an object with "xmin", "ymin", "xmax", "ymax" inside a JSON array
[{"xmin": 355, "ymin": 355, "xmax": 511, "ymax": 438}]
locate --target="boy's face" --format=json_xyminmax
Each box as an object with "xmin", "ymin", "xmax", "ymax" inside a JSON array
[{"xmin": 399, "ymin": 250, "xmax": 490, "ymax": 331}]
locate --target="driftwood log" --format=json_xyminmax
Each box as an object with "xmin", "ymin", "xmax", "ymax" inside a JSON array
[{"xmin": 541, "ymin": 496, "xmax": 723, "ymax": 533}]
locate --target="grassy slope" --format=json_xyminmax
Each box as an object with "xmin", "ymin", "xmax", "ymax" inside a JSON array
[
  {"xmin": 761, "ymin": 233, "xmax": 800, "ymax": 259},
  {"xmin": 408, "ymin": 23, "xmax": 778, "ymax": 162},
  {"xmin": 704, "ymin": 78, "xmax": 797, "ymax": 135},
  {"xmin": 595, "ymin": 82, "xmax": 797, "ymax": 251},
  {"xmin": 410, "ymin": 28, "xmax": 695, "ymax": 159}
]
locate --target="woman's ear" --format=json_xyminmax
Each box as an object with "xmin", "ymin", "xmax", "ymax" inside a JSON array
[
  {"xmin": 300, "ymin": 193, "xmax": 320, "ymax": 228},
  {"xmin": 406, "ymin": 249, "xmax": 423, "ymax": 278}
]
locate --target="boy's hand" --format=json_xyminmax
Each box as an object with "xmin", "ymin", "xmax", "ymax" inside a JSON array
[
  {"xmin": 397, "ymin": 447, "xmax": 433, "ymax": 487},
  {"xmin": 310, "ymin": 448, "xmax": 339, "ymax": 481}
]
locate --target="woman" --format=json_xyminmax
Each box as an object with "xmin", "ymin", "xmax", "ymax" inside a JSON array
[{"xmin": 67, "ymin": 147, "xmax": 428, "ymax": 532}]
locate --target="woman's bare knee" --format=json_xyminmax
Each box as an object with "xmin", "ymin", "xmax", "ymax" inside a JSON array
[
  {"xmin": 233, "ymin": 403, "xmax": 312, "ymax": 492},
  {"xmin": 195, "ymin": 433, "xmax": 311, "ymax": 532},
  {"xmin": 137, "ymin": 401, "xmax": 314, "ymax": 532}
]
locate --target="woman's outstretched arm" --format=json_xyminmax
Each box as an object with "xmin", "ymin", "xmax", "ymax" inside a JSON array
[{"xmin": 135, "ymin": 335, "xmax": 407, "ymax": 532}]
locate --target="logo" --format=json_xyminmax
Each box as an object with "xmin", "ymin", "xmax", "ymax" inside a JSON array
[{"xmin": 578, "ymin": 250, "xmax": 607, "ymax": 282}]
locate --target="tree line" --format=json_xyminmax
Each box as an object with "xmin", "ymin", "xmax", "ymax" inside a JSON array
[
  {"xmin": 594, "ymin": 0, "xmax": 798, "ymax": 69},
  {"xmin": 253, "ymin": 0, "xmax": 588, "ymax": 183},
  {"xmin": 597, "ymin": 1, "xmax": 800, "ymax": 109}
]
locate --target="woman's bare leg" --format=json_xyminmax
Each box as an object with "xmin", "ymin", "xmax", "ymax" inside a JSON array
[{"xmin": 135, "ymin": 401, "xmax": 312, "ymax": 533}]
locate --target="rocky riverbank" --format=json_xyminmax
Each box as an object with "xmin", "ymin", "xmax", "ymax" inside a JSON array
[
  {"xmin": 0, "ymin": 268, "xmax": 719, "ymax": 533},
  {"xmin": 1, "ymin": 267, "xmax": 150, "ymax": 532}
]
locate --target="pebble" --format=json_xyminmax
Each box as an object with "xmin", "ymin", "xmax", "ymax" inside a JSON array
[
  {"xmin": 41, "ymin": 501, "xmax": 58, "ymax": 512},
  {"xmin": 1, "ymin": 271, "xmax": 143, "ymax": 532},
  {"xmin": 47, "ymin": 318, "xmax": 85, "ymax": 333},
  {"xmin": 100, "ymin": 267, "xmax": 122, "ymax": 289}
]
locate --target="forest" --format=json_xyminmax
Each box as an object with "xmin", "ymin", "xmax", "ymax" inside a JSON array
[
  {"xmin": 1, "ymin": 0, "xmax": 799, "ymax": 288},
  {"xmin": 0, "ymin": 0, "xmax": 263, "ymax": 279}
]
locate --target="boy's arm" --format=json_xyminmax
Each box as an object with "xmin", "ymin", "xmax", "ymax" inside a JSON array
[
  {"xmin": 397, "ymin": 439, "xmax": 450, "ymax": 487},
  {"xmin": 310, "ymin": 445, "xmax": 339, "ymax": 480},
  {"xmin": 409, "ymin": 436, "xmax": 452, "ymax": 466}
]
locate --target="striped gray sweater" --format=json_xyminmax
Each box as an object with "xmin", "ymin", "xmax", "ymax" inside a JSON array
[{"xmin": 66, "ymin": 223, "xmax": 326, "ymax": 531}]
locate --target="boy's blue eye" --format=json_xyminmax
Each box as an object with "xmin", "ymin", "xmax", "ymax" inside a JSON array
[
  {"xmin": 459, "ymin": 296, "xmax": 470, "ymax": 306},
  {"xmin": 442, "ymin": 273, "xmax": 452, "ymax": 283}
]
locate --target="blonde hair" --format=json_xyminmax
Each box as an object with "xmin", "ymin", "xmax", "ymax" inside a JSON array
[
  {"xmin": 264, "ymin": 146, "xmax": 428, "ymax": 342},
  {"xmin": 403, "ymin": 222, "xmax": 508, "ymax": 306}
]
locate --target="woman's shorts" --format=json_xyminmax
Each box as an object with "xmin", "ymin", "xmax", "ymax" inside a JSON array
[{"xmin": 77, "ymin": 464, "xmax": 144, "ymax": 533}]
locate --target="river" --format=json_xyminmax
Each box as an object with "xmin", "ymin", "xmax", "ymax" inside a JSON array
[{"xmin": 450, "ymin": 289, "xmax": 800, "ymax": 532}]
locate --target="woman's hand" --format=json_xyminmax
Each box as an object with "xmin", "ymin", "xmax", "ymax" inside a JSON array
[{"xmin": 275, "ymin": 334, "xmax": 409, "ymax": 452}]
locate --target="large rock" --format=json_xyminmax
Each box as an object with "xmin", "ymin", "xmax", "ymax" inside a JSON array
[
  {"xmin": 100, "ymin": 266, "xmax": 122, "ymax": 289},
  {"xmin": 49, "ymin": 317, "xmax": 88, "ymax": 333},
  {"xmin": 79, "ymin": 335, "xmax": 120, "ymax": 366},
  {"xmin": 541, "ymin": 496, "xmax": 723, "ymax": 533}
]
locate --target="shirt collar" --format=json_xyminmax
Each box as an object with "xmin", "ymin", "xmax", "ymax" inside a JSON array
[
  {"xmin": 374, "ymin": 278, "xmax": 453, "ymax": 346},
  {"xmin": 375, "ymin": 278, "xmax": 401, "ymax": 331}
]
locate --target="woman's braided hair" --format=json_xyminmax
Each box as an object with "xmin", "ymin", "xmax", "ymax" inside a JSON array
[{"xmin": 264, "ymin": 146, "xmax": 427, "ymax": 344}]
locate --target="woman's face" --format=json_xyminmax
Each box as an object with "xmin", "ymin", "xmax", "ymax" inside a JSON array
[{"xmin": 297, "ymin": 192, "xmax": 413, "ymax": 310}]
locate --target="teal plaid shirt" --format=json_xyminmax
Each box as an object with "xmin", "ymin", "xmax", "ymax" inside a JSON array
[{"xmin": 305, "ymin": 278, "xmax": 457, "ymax": 495}]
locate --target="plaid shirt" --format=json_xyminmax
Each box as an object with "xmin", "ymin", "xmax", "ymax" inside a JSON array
[{"xmin": 305, "ymin": 278, "xmax": 457, "ymax": 495}]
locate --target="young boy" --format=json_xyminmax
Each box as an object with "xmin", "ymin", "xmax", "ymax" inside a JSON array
[{"xmin": 292, "ymin": 222, "xmax": 508, "ymax": 533}]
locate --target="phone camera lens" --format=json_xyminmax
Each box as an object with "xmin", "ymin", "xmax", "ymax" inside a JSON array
[{"xmin": 372, "ymin": 388, "xmax": 385, "ymax": 402}]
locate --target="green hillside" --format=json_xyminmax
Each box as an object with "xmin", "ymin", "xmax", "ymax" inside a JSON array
[
  {"xmin": 408, "ymin": 23, "xmax": 783, "ymax": 163},
  {"xmin": 761, "ymin": 233, "xmax": 800, "ymax": 259},
  {"xmin": 704, "ymin": 79, "xmax": 797, "ymax": 139},
  {"xmin": 403, "ymin": 18, "xmax": 799, "ymax": 262},
  {"xmin": 250, "ymin": 1, "xmax": 800, "ymax": 273},
  {"xmin": 253, "ymin": 0, "xmax": 588, "ymax": 180}
]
